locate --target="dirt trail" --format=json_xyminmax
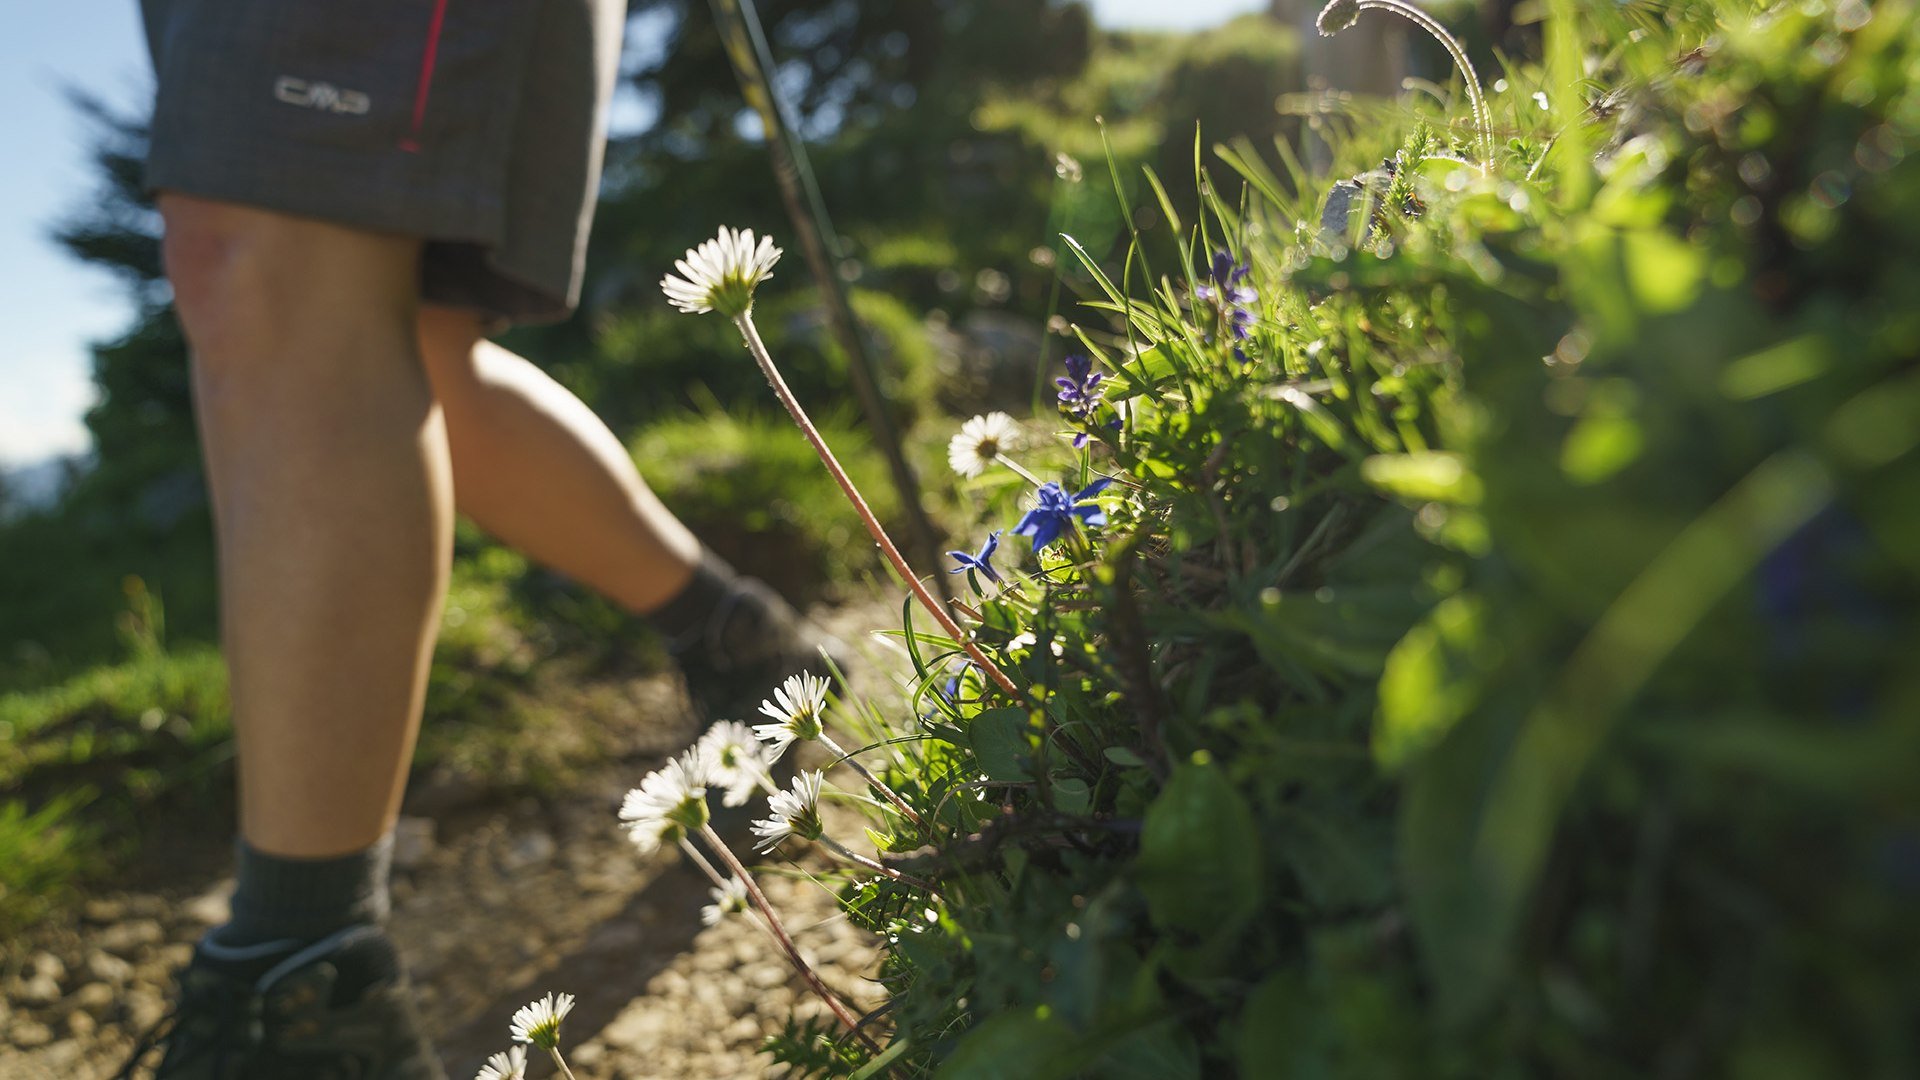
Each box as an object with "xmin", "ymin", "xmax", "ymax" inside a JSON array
[{"xmin": 1, "ymin": 600, "xmax": 902, "ymax": 1079}]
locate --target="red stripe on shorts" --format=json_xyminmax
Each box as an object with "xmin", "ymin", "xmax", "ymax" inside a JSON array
[{"xmin": 400, "ymin": 0, "xmax": 450, "ymax": 153}]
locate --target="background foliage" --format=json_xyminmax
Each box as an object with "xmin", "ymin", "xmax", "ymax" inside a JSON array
[{"xmin": 803, "ymin": 0, "xmax": 1920, "ymax": 1075}]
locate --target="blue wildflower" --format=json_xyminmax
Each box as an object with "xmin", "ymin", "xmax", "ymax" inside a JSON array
[
  {"xmin": 1055, "ymin": 354, "xmax": 1109, "ymax": 448},
  {"xmin": 1197, "ymin": 249, "xmax": 1257, "ymax": 364},
  {"xmin": 940, "ymin": 661, "xmax": 972, "ymax": 703},
  {"xmin": 1012, "ymin": 478, "xmax": 1115, "ymax": 551},
  {"xmin": 1197, "ymin": 250, "xmax": 1256, "ymax": 306},
  {"xmin": 947, "ymin": 530, "xmax": 1003, "ymax": 589}
]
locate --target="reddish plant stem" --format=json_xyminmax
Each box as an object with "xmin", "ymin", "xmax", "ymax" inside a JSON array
[
  {"xmin": 698, "ymin": 823, "xmax": 881, "ymax": 1053},
  {"xmin": 735, "ymin": 312, "xmax": 1021, "ymax": 700}
]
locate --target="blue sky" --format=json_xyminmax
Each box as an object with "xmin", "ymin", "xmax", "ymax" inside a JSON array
[{"xmin": 0, "ymin": 0, "xmax": 1264, "ymax": 467}]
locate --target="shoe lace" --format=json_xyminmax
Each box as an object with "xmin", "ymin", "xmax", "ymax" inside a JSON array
[{"xmin": 115, "ymin": 973, "xmax": 256, "ymax": 1079}]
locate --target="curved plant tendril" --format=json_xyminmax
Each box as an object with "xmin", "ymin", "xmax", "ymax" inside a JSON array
[{"xmin": 1317, "ymin": 0, "xmax": 1495, "ymax": 167}]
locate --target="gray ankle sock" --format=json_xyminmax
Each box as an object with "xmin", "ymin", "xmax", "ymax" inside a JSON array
[{"xmin": 213, "ymin": 832, "xmax": 394, "ymax": 948}]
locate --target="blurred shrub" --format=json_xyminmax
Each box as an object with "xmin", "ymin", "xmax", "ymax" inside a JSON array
[
  {"xmin": 630, "ymin": 408, "xmax": 902, "ymax": 601},
  {"xmin": 0, "ymin": 548, "xmax": 638, "ymax": 929},
  {"xmin": 0, "ymin": 636, "xmax": 228, "ymax": 932},
  {"xmin": 0, "ymin": 795, "xmax": 97, "ymax": 937}
]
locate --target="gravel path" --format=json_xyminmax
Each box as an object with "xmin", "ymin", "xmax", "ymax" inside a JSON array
[{"xmin": 1, "ymin": 599, "xmax": 903, "ymax": 1079}]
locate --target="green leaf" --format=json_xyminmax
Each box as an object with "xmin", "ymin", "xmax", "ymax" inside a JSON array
[
  {"xmin": 1404, "ymin": 451, "xmax": 1835, "ymax": 1023},
  {"xmin": 1375, "ymin": 593, "xmax": 1495, "ymax": 770},
  {"xmin": 969, "ymin": 707, "xmax": 1032, "ymax": 781},
  {"xmin": 1275, "ymin": 386, "xmax": 1354, "ymax": 455},
  {"xmin": 1135, "ymin": 760, "xmax": 1262, "ymax": 939},
  {"xmin": 1277, "ymin": 808, "xmax": 1396, "ymax": 910},
  {"xmin": 1622, "ymin": 228, "xmax": 1705, "ymax": 314},
  {"xmin": 1104, "ymin": 746, "xmax": 1146, "ymax": 768},
  {"xmin": 850, "ymin": 1036, "xmax": 912, "ymax": 1079},
  {"xmin": 1097, "ymin": 1024, "xmax": 1203, "ymax": 1080},
  {"xmin": 1718, "ymin": 334, "xmax": 1835, "ymax": 400},
  {"xmin": 1051, "ymin": 776, "xmax": 1092, "ymax": 815},
  {"xmin": 1360, "ymin": 452, "xmax": 1483, "ymax": 505},
  {"xmin": 1559, "ymin": 411, "xmax": 1644, "ymax": 484},
  {"xmin": 1238, "ymin": 973, "xmax": 1325, "ymax": 1079},
  {"xmin": 936, "ymin": 1008, "xmax": 1081, "ymax": 1080},
  {"xmin": 1061, "ymin": 233, "xmax": 1124, "ymax": 307}
]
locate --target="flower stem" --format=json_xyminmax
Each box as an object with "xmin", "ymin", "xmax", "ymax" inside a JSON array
[
  {"xmin": 681, "ymin": 838, "xmax": 797, "ymax": 955},
  {"xmin": 735, "ymin": 311, "xmax": 1022, "ymax": 700},
  {"xmin": 818, "ymin": 733, "xmax": 925, "ymax": 829},
  {"xmin": 549, "ymin": 1047, "xmax": 580, "ymax": 1080},
  {"xmin": 699, "ymin": 822, "xmax": 881, "ymax": 1053},
  {"xmin": 821, "ymin": 835, "xmax": 938, "ymax": 894},
  {"xmin": 994, "ymin": 453, "xmax": 1047, "ymax": 488},
  {"xmin": 679, "ymin": 837, "xmax": 727, "ymax": 888}
]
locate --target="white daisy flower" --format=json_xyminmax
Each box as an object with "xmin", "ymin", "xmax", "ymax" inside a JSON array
[
  {"xmin": 508, "ymin": 991, "xmax": 575, "ymax": 1050},
  {"xmin": 697, "ymin": 720, "xmax": 773, "ymax": 808},
  {"xmin": 946, "ymin": 412, "xmax": 1022, "ymax": 479},
  {"xmin": 751, "ymin": 672, "xmax": 830, "ymax": 762},
  {"xmin": 619, "ymin": 750, "xmax": 710, "ymax": 852},
  {"xmin": 622, "ymin": 810, "xmax": 683, "ymax": 856},
  {"xmin": 660, "ymin": 226, "xmax": 782, "ymax": 317},
  {"xmin": 701, "ymin": 876, "xmax": 751, "ymax": 926},
  {"xmin": 475, "ymin": 1045, "xmax": 527, "ymax": 1080},
  {"xmin": 751, "ymin": 770, "xmax": 827, "ymax": 852}
]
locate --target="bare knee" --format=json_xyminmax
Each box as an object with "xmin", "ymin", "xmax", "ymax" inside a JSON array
[{"xmin": 161, "ymin": 193, "xmax": 421, "ymax": 367}]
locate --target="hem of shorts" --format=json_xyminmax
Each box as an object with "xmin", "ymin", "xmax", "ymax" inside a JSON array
[
  {"xmin": 420, "ymin": 250, "xmax": 575, "ymax": 327},
  {"xmin": 143, "ymin": 138, "xmax": 584, "ymax": 325},
  {"xmin": 144, "ymin": 138, "xmax": 507, "ymax": 252}
]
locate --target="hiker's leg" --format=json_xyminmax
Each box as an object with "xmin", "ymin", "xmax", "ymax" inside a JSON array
[
  {"xmin": 417, "ymin": 307, "xmax": 847, "ymax": 715},
  {"xmin": 166, "ymin": 193, "xmax": 452, "ymax": 860},
  {"xmin": 416, "ymin": 306, "xmax": 700, "ymax": 614}
]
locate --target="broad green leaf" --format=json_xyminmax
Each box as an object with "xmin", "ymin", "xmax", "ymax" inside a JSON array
[
  {"xmin": 1097, "ymin": 1024, "xmax": 1203, "ymax": 1080},
  {"xmin": 969, "ymin": 707, "xmax": 1031, "ymax": 781},
  {"xmin": 1135, "ymin": 759, "xmax": 1262, "ymax": 939},
  {"xmin": 936, "ymin": 1008, "xmax": 1081, "ymax": 1080},
  {"xmin": 1050, "ymin": 776, "xmax": 1091, "ymax": 815},
  {"xmin": 1376, "ymin": 593, "xmax": 1494, "ymax": 770}
]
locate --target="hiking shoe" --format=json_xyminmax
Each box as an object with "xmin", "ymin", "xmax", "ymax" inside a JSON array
[
  {"xmin": 670, "ymin": 576, "xmax": 855, "ymax": 723},
  {"xmin": 118, "ymin": 925, "xmax": 446, "ymax": 1080}
]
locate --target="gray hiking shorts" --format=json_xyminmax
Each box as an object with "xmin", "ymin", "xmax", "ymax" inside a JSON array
[{"xmin": 141, "ymin": 0, "xmax": 627, "ymax": 325}]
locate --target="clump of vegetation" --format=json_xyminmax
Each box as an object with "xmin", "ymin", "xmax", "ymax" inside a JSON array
[{"xmin": 716, "ymin": 0, "xmax": 1919, "ymax": 1074}]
